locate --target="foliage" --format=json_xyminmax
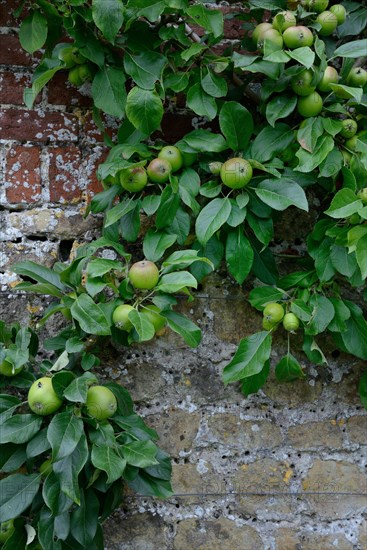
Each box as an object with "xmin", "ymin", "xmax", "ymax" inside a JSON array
[{"xmin": 7, "ymin": 0, "xmax": 367, "ymax": 546}]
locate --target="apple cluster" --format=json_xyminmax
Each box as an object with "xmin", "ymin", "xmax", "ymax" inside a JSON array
[
  {"xmin": 253, "ymin": 2, "xmax": 366, "ymax": 119},
  {"xmin": 262, "ymin": 302, "xmax": 300, "ymax": 333},
  {"xmin": 112, "ymin": 260, "xmax": 167, "ymax": 337},
  {"xmin": 57, "ymin": 44, "xmax": 94, "ymax": 86}
]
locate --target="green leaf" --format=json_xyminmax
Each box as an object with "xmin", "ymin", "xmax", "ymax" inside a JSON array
[
  {"xmin": 287, "ymin": 47, "xmax": 315, "ymax": 68},
  {"xmin": 358, "ymin": 371, "xmax": 367, "ymax": 410},
  {"xmin": 86, "ymin": 258, "xmax": 124, "ymax": 278},
  {"xmin": 250, "ymin": 124, "xmax": 295, "ymax": 163},
  {"xmin": 250, "ymin": 237, "xmax": 278, "ymax": 284},
  {"xmin": 53, "ymin": 435, "xmax": 89, "ymax": 505},
  {"xmin": 155, "ymin": 186, "xmax": 180, "ymax": 229},
  {"xmin": 329, "ymin": 83, "xmax": 363, "ymax": 103},
  {"xmin": 319, "ymin": 148, "xmax": 343, "ymax": 178},
  {"xmin": 71, "ymin": 294, "xmax": 111, "ymax": 336},
  {"xmin": 128, "ymin": 310, "xmax": 155, "ymax": 342},
  {"xmin": 0, "ymin": 414, "xmax": 42, "ymax": 444},
  {"xmin": 0, "ymin": 473, "xmax": 41, "ymax": 523},
  {"xmin": 327, "ymin": 298, "xmax": 351, "ymax": 333},
  {"xmin": 126, "ymin": 87, "xmax": 163, "ymax": 135},
  {"xmin": 176, "ymin": 129, "xmax": 227, "ymax": 153},
  {"xmin": 63, "ymin": 373, "xmax": 97, "ymax": 404},
  {"xmin": 295, "ymin": 135, "xmax": 335, "ymax": 172},
  {"xmin": 142, "ymin": 195, "xmax": 161, "ymax": 216},
  {"xmin": 143, "ymin": 230, "xmax": 177, "ymax": 262},
  {"xmin": 246, "ymin": 213, "xmax": 273, "ymax": 247},
  {"xmin": 186, "ymin": 5, "xmax": 223, "ymax": 38},
  {"xmin": 19, "ymin": 11, "xmax": 48, "ymax": 53},
  {"xmin": 26, "ymin": 428, "xmax": 51, "ymax": 458},
  {"xmin": 248, "ymin": 287, "xmax": 285, "ymax": 310},
  {"xmin": 305, "ymin": 295, "xmax": 335, "ymax": 336},
  {"xmin": 332, "ymin": 39, "xmax": 367, "ymax": 58},
  {"xmin": 190, "ymin": 236, "xmax": 223, "ymax": 282},
  {"xmin": 166, "ymin": 207, "xmax": 191, "ymax": 245},
  {"xmin": 219, "ymin": 102, "xmax": 253, "ymax": 151},
  {"xmin": 226, "ymin": 228, "xmax": 253, "ymax": 285},
  {"xmin": 124, "ymin": 51, "xmax": 167, "ymax": 90},
  {"xmin": 70, "ymin": 489, "xmax": 99, "ymax": 547},
  {"xmin": 356, "ymin": 235, "xmax": 367, "ymax": 280},
  {"xmin": 24, "ymin": 66, "xmax": 62, "ymax": 109},
  {"xmin": 156, "ymin": 271, "xmax": 198, "ymax": 293},
  {"xmin": 0, "ymin": 444, "xmax": 26, "ymax": 473},
  {"xmin": 127, "ymin": 471, "xmax": 173, "ymax": 498},
  {"xmin": 266, "ymin": 95, "xmax": 297, "ymax": 127},
  {"xmin": 48, "ymin": 411, "xmax": 84, "ymax": 461},
  {"xmin": 275, "ymin": 353, "xmax": 305, "ymax": 382},
  {"xmin": 43, "ymin": 473, "xmax": 73, "ymax": 516},
  {"xmin": 122, "ymin": 440, "xmax": 158, "ymax": 468},
  {"xmin": 180, "ymin": 43, "xmax": 206, "ymax": 61},
  {"xmin": 113, "ymin": 413, "xmax": 158, "ymax": 441},
  {"xmin": 297, "ymin": 116, "xmax": 324, "ymax": 153},
  {"xmin": 92, "ymin": 0, "xmax": 123, "ymax": 42},
  {"xmin": 290, "ymin": 300, "xmax": 312, "ymax": 322},
  {"xmin": 92, "ymin": 66, "xmax": 126, "ymax": 118},
  {"xmin": 337, "ymin": 8, "xmax": 367, "ymax": 39},
  {"xmin": 104, "ymin": 382, "xmax": 134, "ymax": 416},
  {"xmin": 333, "ymin": 301, "xmax": 367, "ymax": 360},
  {"xmin": 201, "ymin": 69, "xmax": 228, "ymax": 98},
  {"xmin": 186, "ymin": 84, "xmax": 217, "ymax": 120},
  {"xmin": 325, "ymin": 189, "xmax": 362, "ymax": 218},
  {"xmin": 254, "ymin": 178, "xmax": 308, "ymax": 211},
  {"xmin": 38, "ymin": 507, "xmax": 62, "ymax": 550},
  {"xmin": 241, "ymin": 360, "xmax": 270, "ymax": 397},
  {"xmin": 91, "ymin": 445, "xmax": 126, "ymax": 484},
  {"xmin": 105, "ymin": 197, "xmax": 137, "ymax": 228},
  {"xmin": 222, "ymin": 331, "xmax": 272, "ymax": 384},
  {"xmin": 12, "ymin": 261, "xmax": 65, "ymax": 290},
  {"xmin": 195, "ymin": 198, "xmax": 231, "ymax": 245},
  {"xmin": 162, "ymin": 310, "xmax": 201, "ymax": 348}
]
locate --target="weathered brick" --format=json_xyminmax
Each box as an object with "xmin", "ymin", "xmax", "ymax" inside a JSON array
[
  {"xmin": 172, "ymin": 463, "xmax": 224, "ymax": 505},
  {"xmin": 47, "ymin": 72, "xmax": 92, "ymax": 107},
  {"xmin": 0, "ymin": 35, "xmax": 33, "ymax": 66},
  {"xmin": 5, "ymin": 145, "xmax": 41, "ymax": 203},
  {"xmin": 103, "ymin": 512, "xmax": 166, "ymax": 550},
  {"xmin": 207, "ymin": 414, "xmax": 283, "ymax": 450},
  {"xmin": 287, "ymin": 420, "xmax": 344, "ymax": 450},
  {"xmin": 0, "ymin": 109, "xmax": 79, "ymax": 142},
  {"xmin": 274, "ymin": 529, "xmax": 353, "ymax": 550},
  {"xmin": 174, "ymin": 518, "xmax": 262, "ymax": 550},
  {"xmin": 48, "ymin": 145, "xmax": 82, "ymax": 203},
  {"xmin": 147, "ymin": 409, "xmax": 200, "ymax": 457},
  {"xmin": 346, "ymin": 415, "xmax": 367, "ymax": 445},
  {"xmin": 302, "ymin": 460, "xmax": 367, "ymax": 519},
  {"xmin": 0, "ymin": 72, "xmax": 34, "ymax": 105}
]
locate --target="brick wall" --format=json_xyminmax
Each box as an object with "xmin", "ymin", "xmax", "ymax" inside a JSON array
[{"xmin": 0, "ymin": 1, "xmax": 366, "ymax": 549}]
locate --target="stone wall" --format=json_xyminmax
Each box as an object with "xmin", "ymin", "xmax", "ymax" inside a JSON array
[{"xmin": 0, "ymin": 1, "xmax": 366, "ymax": 549}]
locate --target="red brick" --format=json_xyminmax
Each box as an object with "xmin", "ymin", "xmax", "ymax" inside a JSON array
[
  {"xmin": 5, "ymin": 145, "xmax": 41, "ymax": 203},
  {"xmin": 83, "ymin": 112, "xmax": 118, "ymax": 144},
  {"xmin": 84, "ymin": 147, "xmax": 109, "ymax": 199},
  {"xmin": 0, "ymin": 72, "xmax": 37, "ymax": 105},
  {"xmin": 0, "ymin": 109, "xmax": 79, "ymax": 142},
  {"xmin": 221, "ymin": 6, "xmax": 248, "ymax": 40},
  {"xmin": 48, "ymin": 72, "xmax": 93, "ymax": 108},
  {"xmin": 0, "ymin": 35, "xmax": 34, "ymax": 66},
  {"xmin": 48, "ymin": 145, "xmax": 82, "ymax": 203},
  {"xmin": 0, "ymin": 0, "xmax": 29, "ymax": 26}
]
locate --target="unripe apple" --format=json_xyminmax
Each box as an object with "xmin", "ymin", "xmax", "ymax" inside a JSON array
[
  {"xmin": 297, "ymin": 92, "xmax": 323, "ymax": 117},
  {"xmin": 28, "ymin": 377, "xmax": 63, "ymax": 416},
  {"xmin": 257, "ymin": 29, "xmax": 283, "ymax": 53},
  {"xmin": 263, "ymin": 302, "xmax": 285, "ymax": 324},
  {"xmin": 291, "ymin": 69, "xmax": 316, "ymax": 96},
  {"xmin": 316, "ymin": 11, "xmax": 338, "ymax": 36},
  {"xmin": 308, "ymin": 0, "xmax": 329, "ymax": 12},
  {"xmin": 340, "ymin": 119, "xmax": 358, "ymax": 139},
  {"xmin": 272, "ymin": 11, "xmax": 297, "ymax": 33},
  {"xmin": 129, "ymin": 260, "xmax": 160, "ymax": 290},
  {"xmin": 0, "ymin": 358, "xmax": 24, "ymax": 377},
  {"xmin": 317, "ymin": 66, "xmax": 339, "ymax": 92},
  {"xmin": 147, "ymin": 158, "xmax": 172, "ymax": 183},
  {"xmin": 344, "ymin": 136, "xmax": 358, "ymax": 151},
  {"xmin": 252, "ymin": 22, "xmax": 273, "ymax": 44},
  {"xmin": 158, "ymin": 146, "xmax": 183, "ymax": 172},
  {"xmin": 283, "ymin": 26, "xmax": 314, "ymax": 48},
  {"xmin": 220, "ymin": 158, "xmax": 253, "ymax": 189},
  {"xmin": 119, "ymin": 167, "xmax": 148, "ymax": 192},
  {"xmin": 208, "ymin": 161, "xmax": 223, "ymax": 175},
  {"xmin": 346, "ymin": 67, "xmax": 367, "ymax": 88},
  {"xmin": 86, "ymin": 386, "xmax": 117, "ymax": 421},
  {"xmin": 283, "ymin": 312, "xmax": 300, "ymax": 332},
  {"xmin": 0, "ymin": 520, "xmax": 15, "ymax": 543},
  {"xmin": 140, "ymin": 304, "xmax": 166, "ymax": 332},
  {"xmin": 112, "ymin": 304, "xmax": 135, "ymax": 331},
  {"xmin": 330, "ymin": 4, "xmax": 346, "ymax": 25},
  {"xmin": 357, "ymin": 188, "xmax": 367, "ymax": 204}
]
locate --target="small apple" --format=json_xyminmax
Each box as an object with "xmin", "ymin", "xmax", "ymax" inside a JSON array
[
  {"xmin": 28, "ymin": 377, "xmax": 63, "ymax": 416},
  {"xmin": 119, "ymin": 167, "xmax": 148, "ymax": 192},
  {"xmin": 344, "ymin": 136, "xmax": 358, "ymax": 151},
  {"xmin": 330, "ymin": 4, "xmax": 346, "ymax": 25},
  {"xmin": 297, "ymin": 91, "xmax": 323, "ymax": 118},
  {"xmin": 58, "ymin": 46, "xmax": 75, "ymax": 68},
  {"xmin": 308, "ymin": 0, "xmax": 329, "ymax": 12},
  {"xmin": 77, "ymin": 63, "xmax": 93, "ymax": 83},
  {"xmin": 263, "ymin": 302, "xmax": 284, "ymax": 324},
  {"xmin": 317, "ymin": 66, "xmax": 339, "ymax": 92},
  {"xmin": 86, "ymin": 386, "xmax": 117, "ymax": 421},
  {"xmin": 291, "ymin": 69, "xmax": 316, "ymax": 96},
  {"xmin": 283, "ymin": 25, "xmax": 314, "ymax": 48},
  {"xmin": 0, "ymin": 358, "xmax": 24, "ymax": 377},
  {"xmin": 129, "ymin": 260, "xmax": 160, "ymax": 290},
  {"xmin": 220, "ymin": 158, "xmax": 253, "ymax": 189},
  {"xmin": 257, "ymin": 29, "xmax": 283, "ymax": 53},
  {"xmin": 147, "ymin": 158, "xmax": 172, "ymax": 183},
  {"xmin": 346, "ymin": 67, "xmax": 367, "ymax": 88},
  {"xmin": 71, "ymin": 49, "xmax": 86, "ymax": 64},
  {"xmin": 0, "ymin": 519, "xmax": 15, "ymax": 543},
  {"xmin": 208, "ymin": 161, "xmax": 223, "ymax": 175},
  {"xmin": 283, "ymin": 312, "xmax": 300, "ymax": 332},
  {"xmin": 272, "ymin": 11, "xmax": 297, "ymax": 33},
  {"xmin": 316, "ymin": 11, "xmax": 338, "ymax": 36},
  {"xmin": 252, "ymin": 22, "xmax": 273, "ymax": 44},
  {"xmin": 158, "ymin": 146, "xmax": 183, "ymax": 172},
  {"xmin": 68, "ymin": 66, "xmax": 83, "ymax": 86},
  {"xmin": 357, "ymin": 188, "xmax": 367, "ymax": 204},
  {"xmin": 340, "ymin": 119, "xmax": 358, "ymax": 139},
  {"xmin": 112, "ymin": 304, "xmax": 135, "ymax": 331}
]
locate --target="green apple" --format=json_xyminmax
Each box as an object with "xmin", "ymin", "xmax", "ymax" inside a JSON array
[
  {"xmin": 316, "ymin": 11, "xmax": 338, "ymax": 36},
  {"xmin": 291, "ymin": 69, "xmax": 316, "ymax": 96},
  {"xmin": 220, "ymin": 158, "xmax": 253, "ymax": 189},
  {"xmin": 119, "ymin": 167, "xmax": 148, "ymax": 192},
  {"xmin": 140, "ymin": 304, "xmax": 166, "ymax": 332},
  {"xmin": 68, "ymin": 66, "xmax": 83, "ymax": 86},
  {"xmin": 0, "ymin": 520, "xmax": 15, "ymax": 543},
  {"xmin": 257, "ymin": 28, "xmax": 283, "ymax": 53},
  {"xmin": 86, "ymin": 386, "xmax": 117, "ymax": 421},
  {"xmin": 346, "ymin": 67, "xmax": 367, "ymax": 87},
  {"xmin": 158, "ymin": 146, "xmax": 183, "ymax": 172},
  {"xmin": 0, "ymin": 358, "xmax": 24, "ymax": 377},
  {"xmin": 147, "ymin": 158, "xmax": 172, "ymax": 183},
  {"xmin": 340, "ymin": 119, "xmax": 357, "ymax": 138},
  {"xmin": 344, "ymin": 136, "xmax": 358, "ymax": 151},
  {"xmin": 252, "ymin": 22, "xmax": 273, "ymax": 44},
  {"xmin": 272, "ymin": 11, "xmax": 297, "ymax": 33},
  {"xmin": 317, "ymin": 66, "xmax": 339, "ymax": 92},
  {"xmin": 112, "ymin": 304, "xmax": 135, "ymax": 331},
  {"xmin": 297, "ymin": 91, "xmax": 323, "ymax": 117},
  {"xmin": 263, "ymin": 302, "xmax": 284, "ymax": 324},
  {"xmin": 58, "ymin": 46, "xmax": 75, "ymax": 68},
  {"xmin": 283, "ymin": 312, "xmax": 300, "ymax": 332},
  {"xmin": 283, "ymin": 25, "xmax": 314, "ymax": 48},
  {"xmin": 129, "ymin": 260, "xmax": 160, "ymax": 290},
  {"xmin": 330, "ymin": 4, "xmax": 346, "ymax": 25},
  {"xmin": 308, "ymin": 0, "xmax": 329, "ymax": 12},
  {"xmin": 208, "ymin": 161, "xmax": 223, "ymax": 175},
  {"xmin": 357, "ymin": 188, "xmax": 367, "ymax": 204},
  {"xmin": 28, "ymin": 377, "xmax": 63, "ymax": 416}
]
